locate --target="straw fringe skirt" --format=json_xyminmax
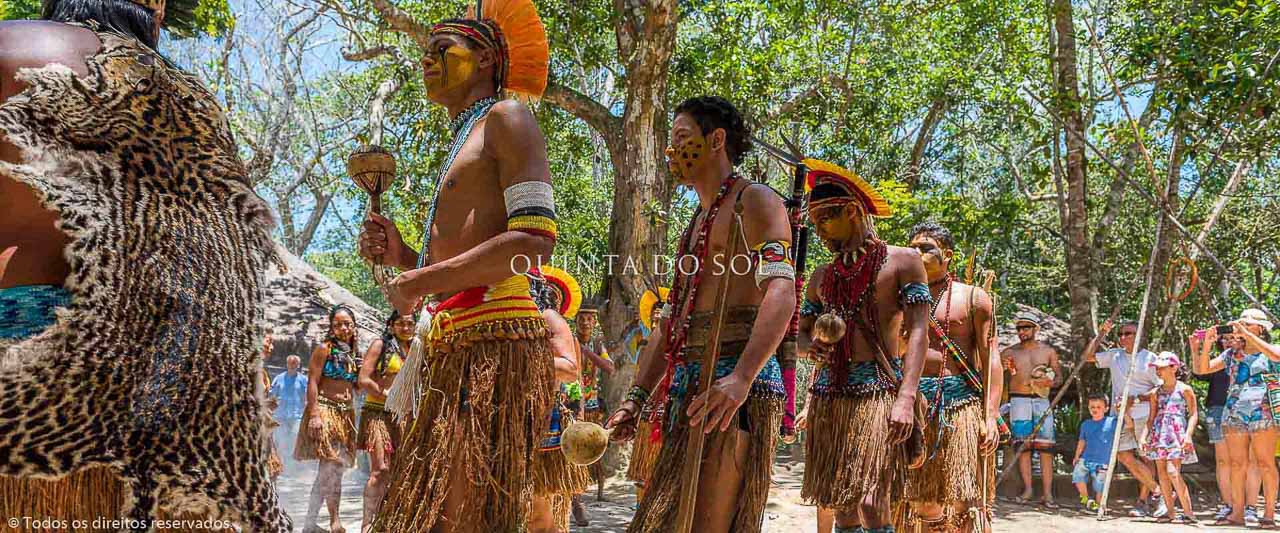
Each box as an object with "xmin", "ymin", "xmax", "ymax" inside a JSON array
[
  {"xmin": 373, "ymin": 334, "xmax": 555, "ymax": 533},
  {"xmin": 358, "ymin": 403, "xmax": 402, "ymax": 457},
  {"xmin": 802, "ymin": 392, "xmax": 902, "ymax": 512},
  {"xmin": 531, "ymin": 449, "xmax": 591, "ymax": 496},
  {"xmin": 904, "ymin": 399, "xmax": 988, "ymax": 505},
  {"xmin": 0, "ymin": 466, "xmax": 123, "ymax": 532},
  {"xmin": 625, "ymin": 419, "xmax": 662, "ymax": 484},
  {"xmin": 293, "ymin": 397, "xmax": 357, "ymax": 466},
  {"xmin": 627, "ymin": 396, "xmax": 783, "ymax": 533}
]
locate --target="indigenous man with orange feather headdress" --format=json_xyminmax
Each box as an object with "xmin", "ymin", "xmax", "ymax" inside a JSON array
[
  {"xmin": 797, "ymin": 160, "xmax": 931, "ymax": 533},
  {"xmin": 358, "ymin": 1, "xmax": 558, "ymax": 531}
]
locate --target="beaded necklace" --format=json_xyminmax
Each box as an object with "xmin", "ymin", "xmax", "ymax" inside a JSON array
[
  {"xmin": 416, "ymin": 96, "xmax": 499, "ymax": 270},
  {"xmin": 820, "ymin": 237, "xmax": 889, "ymax": 386},
  {"xmin": 654, "ymin": 174, "xmax": 742, "ymax": 401}
]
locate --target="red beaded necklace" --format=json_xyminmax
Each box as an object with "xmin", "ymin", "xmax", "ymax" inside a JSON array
[
  {"xmin": 820, "ymin": 237, "xmax": 888, "ymax": 385},
  {"xmin": 654, "ymin": 174, "xmax": 742, "ymax": 400}
]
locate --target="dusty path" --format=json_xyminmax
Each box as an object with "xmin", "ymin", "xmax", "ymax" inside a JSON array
[{"xmin": 276, "ymin": 455, "xmax": 1251, "ymax": 532}]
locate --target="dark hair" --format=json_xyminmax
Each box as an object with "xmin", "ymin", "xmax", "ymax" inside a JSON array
[
  {"xmin": 1086, "ymin": 393, "xmax": 1109, "ymax": 405},
  {"xmin": 326, "ymin": 305, "xmax": 357, "ymax": 346},
  {"xmin": 673, "ymin": 96, "xmax": 753, "ymax": 165},
  {"xmin": 377, "ymin": 311, "xmax": 410, "ymax": 374},
  {"xmin": 909, "ymin": 220, "xmax": 955, "ymax": 250},
  {"xmin": 44, "ymin": 0, "xmax": 159, "ymax": 49}
]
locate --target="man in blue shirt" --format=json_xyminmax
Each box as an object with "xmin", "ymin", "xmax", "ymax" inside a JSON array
[
  {"xmin": 270, "ymin": 354, "xmax": 308, "ymax": 467},
  {"xmin": 1073, "ymin": 394, "xmax": 1118, "ymax": 511}
]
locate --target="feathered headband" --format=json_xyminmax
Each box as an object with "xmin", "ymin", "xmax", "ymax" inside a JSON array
[
  {"xmin": 803, "ymin": 158, "xmax": 893, "ymax": 218},
  {"xmin": 431, "ymin": 0, "xmax": 549, "ymax": 100}
]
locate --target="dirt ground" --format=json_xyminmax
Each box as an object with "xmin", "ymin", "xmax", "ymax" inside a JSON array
[{"xmin": 278, "ymin": 453, "xmax": 1253, "ymax": 532}]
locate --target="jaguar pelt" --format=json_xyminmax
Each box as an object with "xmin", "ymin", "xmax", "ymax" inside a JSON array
[{"xmin": 0, "ymin": 28, "xmax": 290, "ymax": 532}]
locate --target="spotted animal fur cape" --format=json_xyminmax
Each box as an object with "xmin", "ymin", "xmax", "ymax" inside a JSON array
[{"xmin": 0, "ymin": 27, "xmax": 289, "ymax": 531}]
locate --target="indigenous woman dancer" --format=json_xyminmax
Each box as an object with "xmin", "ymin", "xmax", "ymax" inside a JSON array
[
  {"xmin": 528, "ymin": 266, "xmax": 591, "ymax": 533},
  {"xmin": 296, "ymin": 306, "xmax": 360, "ymax": 533},
  {"xmin": 357, "ymin": 312, "xmax": 414, "ymax": 533}
]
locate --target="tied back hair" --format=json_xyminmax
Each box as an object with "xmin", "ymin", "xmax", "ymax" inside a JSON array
[
  {"xmin": 44, "ymin": 0, "xmax": 159, "ymax": 49},
  {"xmin": 326, "ymin": 305, "xmax": 357, "ymax": 347},
  {"xmin": 377, "ymin": 311, "xmax": 409, "ymax": 374}
]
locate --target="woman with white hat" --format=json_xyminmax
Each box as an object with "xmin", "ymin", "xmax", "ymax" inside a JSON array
[{"xmin": 1198, "ymin": 308, "xmax": 1280, "ymax": 526}]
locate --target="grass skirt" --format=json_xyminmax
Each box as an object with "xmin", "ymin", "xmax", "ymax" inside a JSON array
[
  {"xmin": 373, "ymin": 329, "xmax": 555, "ymax": 533},
  {"xmin": 627, "ymin": 395, "xmax": 782, "ymax": 533},
  {"xmin": 904, "ymin": 398, "xmax": 989, "ymax": 505},
  {"xmin": 293, "ymin": 397, "xmax": 356, "ymax": 466},
  {"xmin": 625, "ymin": 419, "xmax": 662, "ymax": 484},
  {"xmin": 358, "ymin": 403, "xmax": 402, "ymax": 457},
  {"xmin": 530, "ymin": 449, "xmax": 591, "ymax": 496},
  {"xmin": 0, "ymin": 466, "xmax": 123, "ymax": 532},
  {"xmin": 802, "ymin": 391, "xmax": 901, "ymax": 512}
]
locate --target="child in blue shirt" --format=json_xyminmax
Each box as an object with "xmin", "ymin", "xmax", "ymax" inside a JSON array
[{"xmin": 1073, "ymin": 394, "xmax": 1119, "ymax": 511}]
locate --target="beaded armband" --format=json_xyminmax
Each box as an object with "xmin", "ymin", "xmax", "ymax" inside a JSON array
[
  {"xmin": 800, "ymin": 299, "xmax": 824, "ymax": 318},
  {"xmin": 753, "ymin": 240, "xmax": 796, "ymax": 287},
  {"xmin": 899, "ymin": 282, "xmax": 932, "ymax": 307},
  {"xmin": 505, "ymin": 181, "xmax": 558, "ymax": 241},
  {"xmin": 625, "ymin": 385, "xmax": 651, "ymax": 406}
]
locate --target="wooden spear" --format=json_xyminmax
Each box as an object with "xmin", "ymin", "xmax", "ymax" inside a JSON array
[{"xmin": 673, "ymin": 202, "xmax": 746, "ymax": 533}]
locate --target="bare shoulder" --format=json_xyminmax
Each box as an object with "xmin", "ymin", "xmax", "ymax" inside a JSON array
[
  {"xmin": 0, "ymin": 21, "xmax": 100, "ymax": 93},
  {"xmin": 484, "ymin": 98, "xmax": 538, "ymax": 136},
  {"xmin": 740, "ymin": 182, "xmax": 784, "ymax": 210},
  {"xmin": 887, "ymin": 244, "xmax": 923, "ymax": 263},
  {"xmin": 959, "ymin": 282, "xmax": 994, "ymax": 313},
  {"xmin": 542, "ymin": 309, "xmax": 570, "ymax": 335}
]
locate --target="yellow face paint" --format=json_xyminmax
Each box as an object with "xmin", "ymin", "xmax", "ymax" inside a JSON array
[
  {"xmin": 665, "ymin": 134, "xmax": 709, "ymax": 182},
  {"xmin": 425, "ymin": 45, "xmax": 478, "ymax": 99}
]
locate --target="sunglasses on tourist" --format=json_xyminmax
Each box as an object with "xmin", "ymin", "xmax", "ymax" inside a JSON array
[
  {"xmin": 1016, "ymin": 325, "xmax": 1035, "ymax": 331},
  {"xmin": 1118, "ymin": 331, "xmax": 1136, "ymax": 337}
]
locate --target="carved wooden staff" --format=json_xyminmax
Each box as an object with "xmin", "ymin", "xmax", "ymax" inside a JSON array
[{"xmin": 673, "ymin": 201, "xmax": 746, "ymax": 533}]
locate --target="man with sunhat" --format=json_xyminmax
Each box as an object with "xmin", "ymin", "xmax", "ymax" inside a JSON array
[
  {"xmin": 1082, "ymin": 318, "xmax": 1163, "ymax": 516},
  {"xmin": 1, "ymin": 0, "xmax": 288, "ymax": 529},
  {"xmin": 357, "ymin": 0, "xmax": 559, "ymax": 530},
  {"xmin": 1001, "ymin": 312, "xmax": 1062, "ymax": 506},
  {"xmin": 796, "ymin": 158, "xmax": 931, "ymax": 533}
]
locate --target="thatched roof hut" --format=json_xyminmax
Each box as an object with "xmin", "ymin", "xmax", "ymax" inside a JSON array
[{"xmin": 261, "ymin": 244, "xmax": 384, "ymax": 374}]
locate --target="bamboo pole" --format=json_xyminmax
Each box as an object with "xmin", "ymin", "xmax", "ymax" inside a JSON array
[{"xmin": 1096, "ymin": 209, "xmax": 1167, "ymax": 519}]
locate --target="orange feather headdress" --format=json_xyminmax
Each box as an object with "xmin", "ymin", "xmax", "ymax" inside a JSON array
[{"xmin": 432, "ymin": 0, "xmax": 550, "ymax": 100}]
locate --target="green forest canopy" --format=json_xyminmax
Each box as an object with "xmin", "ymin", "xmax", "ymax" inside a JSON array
[{"xmin": 5, "ymin": 0, "xmax": 1279, "ymax": 365}]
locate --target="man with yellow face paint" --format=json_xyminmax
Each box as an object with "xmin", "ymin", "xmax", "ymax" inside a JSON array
[
  {"xmin": 358, "ymin": 1, "xmax": 559, "ymax": 532},
  {"xmin": 900, "ymin": 221, "xmax": 1000, "ymax": 532},
  {"xmin": 796, "ymin": 160, "xmax": 931, "ymax": 533},
  {"xmin": 605, "ymin": 96, "xmax": 796, "ymax": 533}
]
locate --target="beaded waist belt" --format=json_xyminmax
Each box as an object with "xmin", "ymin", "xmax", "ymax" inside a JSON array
[
  {"xmin": 425, "ymin": 275, "xmax": 545, "ymax": 350},
  {"xmin": 919, "ymin": 375, "xmax": 980, "ymax": 408},
  {"xmin": 0, "ymin": 284, "xmax": 73, "ymax": 341},
  {"xmin": 810, "ymin": 359, "xmax": 898, "ymax": 398},
  {"xmin": 317, "ymin": 396, "xmax": 353, "ymax": 411}
]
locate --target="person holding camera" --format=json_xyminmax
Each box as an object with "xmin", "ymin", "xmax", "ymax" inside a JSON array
[
  {"xmin": 1191, "ymin": 325, "xmax": 1269, "ymax": 523},
  {"xmin": 1195, "ymin": 309, "xmax": 1280, "ymax": 526}
]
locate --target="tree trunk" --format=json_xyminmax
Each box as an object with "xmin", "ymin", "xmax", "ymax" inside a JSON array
[
  {"xmin": 1052, "ymin": 0, "xmax": 1096, "ymax": 353},
  {"xmin": 1146, "ymin": 125, "xmax": 1184, "ymax": 345},
  {"xmin": 905, "ymin": 97, "xmax": 947, "ymax": 189}
]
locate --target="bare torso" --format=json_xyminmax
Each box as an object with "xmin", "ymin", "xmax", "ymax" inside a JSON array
[
  {"xmin": 422, "ymin": 114, "xmax": 507, "ymax": 299},
  {"xmin": 0, "ymin": 21, "xmax": 101, "ymax": 289},
  {"xmin": 1003, "ymin": 341, "xmax": 1056, "ymax": 395},
  {"xmin": 678, "ymin": 179, "xmax": 774, "ymax": 313},
  {"xmin": 807, "ymin": 245, "xmax": 921, "ymax": 363},
  {"xmin": 921, "ymin": 282, "xmax": 987, "ymax": 377}
]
